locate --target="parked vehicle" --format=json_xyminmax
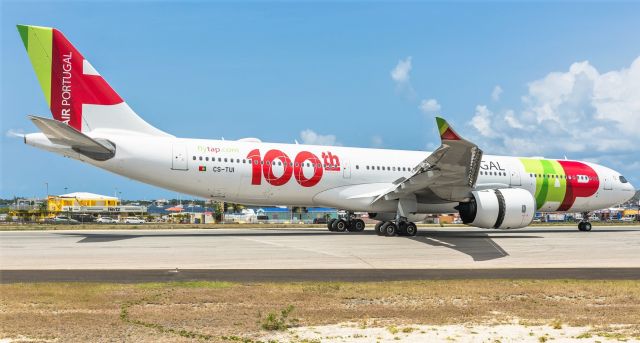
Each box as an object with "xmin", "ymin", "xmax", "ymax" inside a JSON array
[
  {"xmin": 96, "ymin": 216, "xmax": 118, "ymax": 224},
  {"xmin": 46, "ymin": 216, "xmax": 79, "ymax": 224},
  {"xmin": 312, "ymin": 217, "xmax": 328, "ymax": 224},
  {"xmin": 123, "ymin": 217, "xmax": 145, "ymax": 224},
  {"xmin": 621, "ymin": 216, "xmax": 635, "ymax": 222},
  {"xmin": 588, "ymin": 215, "xmax": 601, "ymax": 222}
]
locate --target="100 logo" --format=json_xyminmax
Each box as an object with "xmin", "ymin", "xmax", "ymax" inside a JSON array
[{"xmin": 246, "ymin": 149, "xmax": 324, "ymax": 187}]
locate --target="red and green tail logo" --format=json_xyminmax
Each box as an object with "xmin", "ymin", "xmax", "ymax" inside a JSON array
[{"xmin": 17, "ymin": 25, "xmax": 123, "ymax": 131}]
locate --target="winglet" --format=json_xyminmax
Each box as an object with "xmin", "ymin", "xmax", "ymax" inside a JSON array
[{"xmin": 435, "ymin": 117, "xmax": 461, "ymax": 141}]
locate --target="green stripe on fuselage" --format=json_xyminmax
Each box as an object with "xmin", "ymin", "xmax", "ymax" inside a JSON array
[{"xmin": 520, "ymin": 158, "xmax": 567, "ymax": 210}]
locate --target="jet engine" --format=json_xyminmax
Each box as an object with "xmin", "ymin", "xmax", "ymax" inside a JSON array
[{"xmin": 456, "ymin": 188, "xmax": 535, "ymax": 229}]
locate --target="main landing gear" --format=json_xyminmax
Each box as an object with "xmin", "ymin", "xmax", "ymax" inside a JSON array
[
  {"xmin": 327, "ymin": 212, "xmax": 365, "ymax": 233},
  {"xmin": 374, "ymin": 219, "xmax": 418, "ymax": 237},
  {"xmin": 578, "ymin": 212, "xmax": 592, "ymax": 231}
]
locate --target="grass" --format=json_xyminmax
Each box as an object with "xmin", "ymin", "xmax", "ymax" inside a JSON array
[{"xmin": 1, "ymin": 280, "xmax": 639, "ymax": 342}]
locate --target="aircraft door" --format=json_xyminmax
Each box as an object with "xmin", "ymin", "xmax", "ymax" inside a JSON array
[
  {"xmin": 171, "ymin": 144, "xmax": 189, "ymax": 171},
  {"xmin": 509, "ymin": 170, "xmax": 521, "ymax": 186},
  {"xmin": 604, "ymin": 176, "xmax": 613, "ymax": 190},
  {"xmin": 342, "ymin": 160, "xmax": 351, "ymax": 179}
]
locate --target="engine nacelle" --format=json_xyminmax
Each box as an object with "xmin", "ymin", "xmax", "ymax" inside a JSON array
[
  {"xmin": 368, "ymin": 212, "xmax": 427, "ymax": 223},
  {"xmin": 457, "ymin": 188, "xmax": 535, "ymax": 229}
]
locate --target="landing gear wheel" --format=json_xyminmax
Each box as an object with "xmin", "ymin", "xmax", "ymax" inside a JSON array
[
  {"xmin": 352, "ymin": 219, "xmax": 365, "ymax": 232},
  {"xmin": 405, "ymin": 222, "xmax": 418, "ymax": 236},
  {"xmin": 375, "ymin": 222, "xmax": 385, "ymax": 236},
  {"xmin": 578, "ymin": 222, "xmax": 592, "ymax": 231},
  {"xmin": 379, "ymin": 222, "xmax": 391, "ymax": 236},
  {"xmin": 397, "ymin": 221, "xmax": 408, "ymax": 236},
  {"xmin": 384, "ymin": 222, "xmax": 398, "ymax": 237},
  {"xmin": 333, "ymin": 219, "xmax": 348, "ymax": 232},
  {"xmin": 328, "ymin": 219, "xmax": 337, "ymax": 231}
]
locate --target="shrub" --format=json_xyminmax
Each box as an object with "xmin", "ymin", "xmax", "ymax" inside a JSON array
[{"xmin": 261, "ymin": 305, "xmax": 298, "ymax": 331}]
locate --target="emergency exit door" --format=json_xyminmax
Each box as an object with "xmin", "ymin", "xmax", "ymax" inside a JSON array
[
  {"xmin": 171, "ymin": 145, "xmax": 188, "ymax": 170},
  {"xmin": 342, "ymin": 160, "xmax": 351, "ymax": 179},
  {"xmin": 510, "ymin": 170, "xmax": 521, "ymax": 186}
]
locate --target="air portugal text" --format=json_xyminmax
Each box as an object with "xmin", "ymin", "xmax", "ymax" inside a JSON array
[
  {"xmin": 60, "ymin": 52, "xmax": 73, "ymax": 124},
  {"xmin": 246, "ymin": 149, "xmax": 341, "ymax": 187}
]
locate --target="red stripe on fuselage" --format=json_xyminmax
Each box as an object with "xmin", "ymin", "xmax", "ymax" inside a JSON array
[{"xmin": 557, "ymin": 160, "xmax": 599, "ymax": 211}]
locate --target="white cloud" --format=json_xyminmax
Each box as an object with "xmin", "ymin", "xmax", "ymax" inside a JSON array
[
  {"xmin": 391, "ymin": 57, "xmax": 412, "ymax": 84},
  {"xmin": 469, "ymin": 57, "xmax": 640, "ymax": 158},
  {"xmin": 390, "ymin": 56, "xmax": 415, "ymax": 97},
  {"xmin": 503, "ymin": 110, "xmax": 524, "ymax": 129},
  {"xmin": 491, "ymin": 85, "xmax": 503, "ymax": 101},
  {"xmin": 371, "ymin": 135, "xmax": 383, "ymax": 148},
  {"xmin": 419, "ymin": 98, "xmax": 441, "ymax": 114},
  {"xmin": 470, "ymin": 105, "xmax": 495, "ymax": 137},
  {"xmin": 299, "ymin": 129, "xmax": 339, "ymax": 146}
]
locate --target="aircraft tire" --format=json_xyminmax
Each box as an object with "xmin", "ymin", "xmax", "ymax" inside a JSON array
[
  {"xmin": 584, "ymin": 222, "xmax": 592, "ymax": 231},
  {"xmin": 353, "ymin": 219, "xmax": 366, "ymax": 232},
  {"xmin": 406, "ymin": 222, "xmax": 418, "ymax": 236},
  {"xmin": 397, "ymin": 222, "xmax": 408, "ymax": 236},
  {"xmin": 328, "ymin": 219, "xmax": 337, "ymax": 231},
  {"xmin": 333, "ymin": 219, "xmax": 348, "ymax": 232},
  {"xmin": 384, "ymin": 222, "xmax": 398, "ymax": 237},
  {"xmin": 375, "ymin": 222, "xmax": 385, "ymax": 236},
  {"xmin": 347, "ymin": 222, "xmax": 358, "ymax": 232}
]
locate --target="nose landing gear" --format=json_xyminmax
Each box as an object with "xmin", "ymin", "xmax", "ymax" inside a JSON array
[{"xmin": 578, "ymin": 212, "xmax": 592, "ymax": 231}]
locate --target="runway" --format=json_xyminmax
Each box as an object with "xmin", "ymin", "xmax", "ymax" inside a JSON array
[{"xmin": 1, "ymin": 226, "xmax": 639, "ymax": 282}]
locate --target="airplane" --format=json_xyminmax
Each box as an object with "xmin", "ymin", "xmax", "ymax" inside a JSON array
[{"xmin": 16, "ymin": 25, "xmax": 636, "ymax": 235}]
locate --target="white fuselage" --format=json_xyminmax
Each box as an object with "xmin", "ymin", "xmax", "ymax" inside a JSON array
[{"xmin": 26, "ymin": 132, "xmax": 636, "ymax": 214}]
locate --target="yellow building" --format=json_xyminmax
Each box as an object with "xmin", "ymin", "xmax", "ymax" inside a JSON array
[{"xmin": 47, "ymin": 192, "xmax": 120, "ymax": 213}]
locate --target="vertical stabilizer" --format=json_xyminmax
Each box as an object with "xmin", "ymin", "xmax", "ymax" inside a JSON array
[{"xmin": 17, "ymin": 25, "xmax": 170, "ymax": 136}]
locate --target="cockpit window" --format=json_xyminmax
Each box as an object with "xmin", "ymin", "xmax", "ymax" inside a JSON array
[{"xmin": 619, "ymin": 175, "xmax": 628, "ymax": 183}]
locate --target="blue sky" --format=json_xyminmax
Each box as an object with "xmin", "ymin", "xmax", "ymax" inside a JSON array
[{"xmin": 2, "ymin": 1, "xmax": 639, "ymax": 200}]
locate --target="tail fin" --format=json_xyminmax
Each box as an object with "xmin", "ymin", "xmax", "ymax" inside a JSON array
[{"xmin": 17, "ymin": 25, "xmax": 169, "ymax": 136}]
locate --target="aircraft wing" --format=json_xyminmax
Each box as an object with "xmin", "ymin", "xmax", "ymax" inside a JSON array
[
  {"xmin": 372, "ymin": 117, "xmax": 483, "ymax": 204},
  {"xmin": 29, "ymin": 115, "xmax": 115, "ymax": 161}
]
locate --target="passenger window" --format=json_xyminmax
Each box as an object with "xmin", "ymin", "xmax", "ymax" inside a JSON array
[
  {"xmin": 356, "ymin": 165, "xmax": 359, "ymax": 169},
  {"xmin": 218, "ymin": 158, "xmax": 222, "ymax": 162},
  {"xmin": 192, "ymin": 156, "xmax": 196, "ymax": 161},
  {"xmin": 206, "ymin": 157, "xmax": 209, "ymax": 161},
  {"xmin": 199, "ymin": 156, "xmax": 203, "ymax": 161}
]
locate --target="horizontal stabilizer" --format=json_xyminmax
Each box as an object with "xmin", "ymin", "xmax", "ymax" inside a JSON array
[{"xmin": 28, "ymin": 115, "xmax": 115, "ymax": 161}]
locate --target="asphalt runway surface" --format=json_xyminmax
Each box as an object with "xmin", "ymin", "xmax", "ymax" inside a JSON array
[{"xmin": 1, "ymin": 225, "xmax": 639, "ymax": 282}]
